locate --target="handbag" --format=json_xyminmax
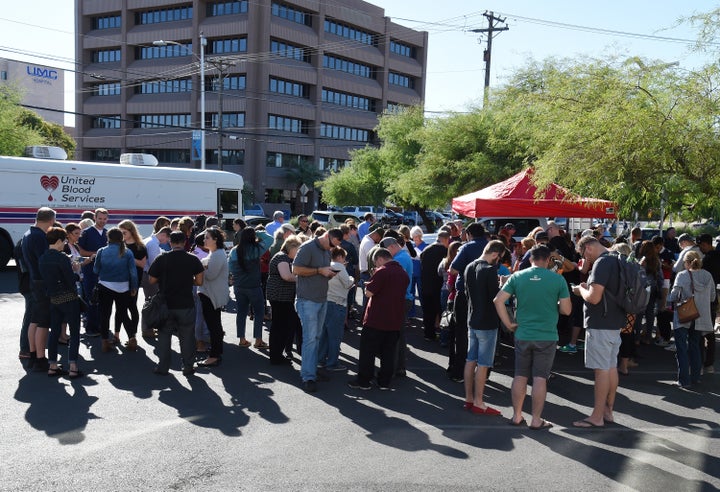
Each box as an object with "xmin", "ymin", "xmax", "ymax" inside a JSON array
[
  {"xmin": 677, "ymin": 271, "xmax": 700, "ymax": 324},
  {"xmin": 141, "ymin": 256, "xmax": 169, "ymax": 329}
]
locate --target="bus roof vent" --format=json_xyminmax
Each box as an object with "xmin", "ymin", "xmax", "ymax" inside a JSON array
[
  {"xmin": 120, "ymin": 153, "xmax": 159, "ymax": 167},
  {"xmin": 24, "ymin": 146, "xmax": 68, "ymax": 160}
]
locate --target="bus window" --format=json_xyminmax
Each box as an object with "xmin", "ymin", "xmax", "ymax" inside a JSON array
[{"xmin": 218, "ymin": 189, "xmax": 240, "ymax": 216}]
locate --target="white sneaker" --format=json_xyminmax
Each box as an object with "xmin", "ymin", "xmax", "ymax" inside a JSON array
[{"xmin": 665, "ymin": 344, "xmax": 677, "ymax": 352}]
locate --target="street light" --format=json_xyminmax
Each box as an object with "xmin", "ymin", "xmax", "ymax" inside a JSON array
[{"xmin": 153, "ymin": 34, "xmax": 207, "ymax": 170}]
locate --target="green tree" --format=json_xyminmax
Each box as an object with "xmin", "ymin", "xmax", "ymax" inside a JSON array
[
  {"xmin": 0, "ymin": 86, "xmax": 44, "ymax": 155},
  {"xmin": 18, "ymin": 109, "xmax": 76, "ymax": 158}
]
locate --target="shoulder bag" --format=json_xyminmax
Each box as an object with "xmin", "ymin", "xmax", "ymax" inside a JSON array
[
  {"xmin": 676, "ymin": 270, "xmax": 700, "ymax": 324},
  {"xmin": 141, "ymin": 255, "xmax": 170, "ymax": 329}
]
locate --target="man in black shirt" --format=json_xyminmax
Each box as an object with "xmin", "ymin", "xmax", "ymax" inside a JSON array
[
  {"xmin": 149, "ymin": 231, "xmax": 204, "ymax": 376},
  {"xmin": 420, "ymin": 231, "xmax": 450, "ymax": 340}
]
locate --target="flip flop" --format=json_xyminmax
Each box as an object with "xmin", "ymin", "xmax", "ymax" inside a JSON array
[
  {"xmin": 508, "ymin": 418, "xmax": 527, "ymax": 427},
  {"xmin": 572, "ymin": 419, "xmax": 604, "ymax": 428},
  {"xmin": 529, "ymin": 419, "xmax": 553, "ymax": 430}
]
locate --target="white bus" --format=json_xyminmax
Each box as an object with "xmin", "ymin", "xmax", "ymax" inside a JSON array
[{"xmin": 0, "ymin": 153, "xmax": 243, "ymax": 267}]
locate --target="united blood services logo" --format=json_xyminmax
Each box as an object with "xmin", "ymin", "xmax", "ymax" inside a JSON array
[{"xmin": 40, "ymin": 175, "xmax": 59, "ymax": 201}]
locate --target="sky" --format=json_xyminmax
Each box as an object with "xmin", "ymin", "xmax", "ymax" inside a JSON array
[{"xmin": 0, "ymin": 1, "xmax": 717, "ymax": 125}]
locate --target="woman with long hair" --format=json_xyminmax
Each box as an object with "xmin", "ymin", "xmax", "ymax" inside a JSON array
[
  {"xmin": 60, "ymin": 223, "xmax": 91, "ymax": 344},
  {"xmin": 668, "ymin": 250, "xmax": 716, "ymax": 388},
  {"xmin": 116, "ymin": 220, "xmax": 147, "ymax": 347},
  {"xmin": 635, "ymin": 240, "xmax": 664, "ymax": 345},
  {"xmin": 94, "ymin": 227, "xmax": 138, "ymax": 352},
  {"xmin": 228, "ymin": 227, "xmax": 273, "ymax": 348},
  {"xmin": 196, "ymin": 227, "xmax": 229, "ymax": 368}
]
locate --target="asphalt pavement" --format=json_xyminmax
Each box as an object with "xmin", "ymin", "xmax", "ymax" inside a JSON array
[{"xmin": 0, "ymin": 266, "xmax": 719, "ymax": 491}]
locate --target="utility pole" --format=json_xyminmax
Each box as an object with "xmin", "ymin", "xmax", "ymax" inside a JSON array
[
  {"xmin": 206, "ymin": 56, "xmax": 237, "ymax": 170},
  {"xmin": 470, "ymin": 11, "xmax": 509, "ymax": 107}
]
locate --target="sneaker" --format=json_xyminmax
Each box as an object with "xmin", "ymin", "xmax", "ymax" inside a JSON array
[
  {"xmin": 665, "ymin": 344, "xmax": 677, "ymax": 352},
  {"xmin": 326, "ymin": 364, "xmax": 348, "ymax": 372},
  {"xmin": 449, "ymin": 376, "xmax": 464, "ymax": 383},
  {"xmin": 347, "ymin": 379, "xmax": 371, "ymax": 390},
  {"xmin": 655, "ymin": 338, "xmax": 670, "ymax": 347},
  {"xmin": 704, "ymin": 366, "xmax": 715, "ymax": 374},
  {"xmin": 302, "ymin": 380, "xmax": 318, "ymax": 393},
  {"xmin": 558, "ymin": 344, "xmax": 577, "ymax": 354}
]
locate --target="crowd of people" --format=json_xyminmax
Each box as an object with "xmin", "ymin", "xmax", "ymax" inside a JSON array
[{"xmin": 14, "ymin": 207, "xmax": 718, "ymax": 425}]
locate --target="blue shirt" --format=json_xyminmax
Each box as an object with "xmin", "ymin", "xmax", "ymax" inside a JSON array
[
  {"xmin": 393, "ymin": 248, "xmax": 414, "ymax": 301},
  {"xmin": 79, "ymin": 226, "xmax": 107, "ymax": 277},
  {"xmin": 450, "ymin": 238, "xmax": 488, "ymax": 294},
  {"xmin": 21, "ymin": 226, "xmax": 48, "ymax": 281},
  {"xmin": 358, "ymin": 221, "xmax": 371, "ymax": 241}
]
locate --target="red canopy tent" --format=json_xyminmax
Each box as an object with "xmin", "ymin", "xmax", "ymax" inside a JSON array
[{"xmin": 452, "ymin": 168, "xmax": 617, "ymax": 219}]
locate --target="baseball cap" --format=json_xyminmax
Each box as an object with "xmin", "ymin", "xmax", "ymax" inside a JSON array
[
  {"xmin": 678, "ymin": 233, "xmax": 694, "ymax": 244},
  {"xmin": 534, "ymin": 231, "xmax": 549, "ymax": 242},
  {"xmin": 280, "ymin": 223, "xmax": 295, "ymax": 234},
  {"xmin": 379, "ymin": 237, "xmax": 399, "ymax": 249},
  {"xmin": 368, "ymin": 223, "xmax": 384, "ymax": 235},
  {"xmin": 503, "ymin": 222, "xmax": 516, "ymax": 230}
]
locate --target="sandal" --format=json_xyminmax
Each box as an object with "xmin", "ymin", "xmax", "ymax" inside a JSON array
[
  {"xmin": 254, "ymin": 341, "xmax": 269, "ymax": 349},
  {"xmin": 67, "ymin": 369, "xmax": 84, "ymax": 379},
  {"xmin": 238, "ymin": 339, "xmax": 251, "ymax": 348},
  {"xmin": 48, "ymin": 367, "xmax": 68, "ymax": 377}
]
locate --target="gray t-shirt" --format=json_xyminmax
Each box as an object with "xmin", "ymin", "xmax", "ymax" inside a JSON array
[
  {"xmin": 294, "ymin": 238, "xmax": 330, "ymax": 303},
  {"xmin": 584, "ymin": 252, "xmax": 624, "ymax": 330}
]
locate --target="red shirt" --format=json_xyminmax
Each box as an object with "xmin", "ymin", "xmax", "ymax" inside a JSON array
[{"xmin": 363, "ymin": 260, "xmax": 409, "ymax": 331}]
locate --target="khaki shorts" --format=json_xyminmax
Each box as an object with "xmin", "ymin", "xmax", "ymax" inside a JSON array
[{"xmin": 584, "ymin": 329, "xmax": 621, "ymax": 370}]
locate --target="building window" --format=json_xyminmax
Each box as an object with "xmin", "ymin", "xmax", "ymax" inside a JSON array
[
  {"xmin": 93, "ymin": 83, "xmax": 121, "ymax": 96},
  {"xmin": 389, "ymin": 71, "xmax": 414, "ymax": 89},
  {"xmin": 269, "ymin": 77, "xmax": 309, "ymax": 98},
  {"xmin": 390, "ymin": 40, "xmax": 415, "ymax": 58},
  {"xmin": 208, "ymin": 149, "xmax": 245, "ymax": 165},
  {"xmin": 92, "ymin": 49, "xmax": 121, "ymax": 63},
  {"xmin": 92, "ymin": 116, "xmax": 121, "ymax": 129},
  {"xmin": 136, "ymin": 6, "xmax": 193, "ymax": 25},
  {"xmin": 206, "ymin": 75, "xmax": 246, "ymax": 91},
  {"xmin": 136, "ymin": 114, "xmax": 193, "ymax": 128},
  {"xmin": 319, "ymin": 157, "xmax": 349, "ymax": 172},
  {"xmin": 210, "ymin": 112, "xmax": 245, "ymax": 128},
  {"xmin": 209, "ymin": 38, "xmax": 247, "ymax": 54},
  {"xmin": 324, "ymin": 19, "xmax": 375, "ymax": 46},
  {"xmin": 139, "ymin": 78, "xmax": 192, "ymax": 94},
  {"xmin": 268, "ymin": 114, "xmax": 308, "ymax": 134},
  {"xmin": 386, "ymin": 102, "xmax": 407, "ymax": 113},
  {"xmin": 134, "ymin": 149, "xmax": 191, "ymax": 164},
  {"xmin": 1, "ymin": 71, "xmax": 8, "ymax": 80},
  {"xmin": 271, "ymin": 39, "xmax": 309, "ymax": 63},
  {"xmin": 320, "ymin": 123, "xmax": 369, "ymax": 142},
  {"xmin": 207, "ymin": 1, "xmax": 248, "ymax": 16},
  {"xmin": 271, "ymin": 2, "xmax": 311, "ymax": 26},
  {"xmin": 91, "ymin": 148, "xmax": 121, "ymax": 161},
  {"xmin": 322, "ymin": 89, "xmax": 373, "ymax": 111},
  {"xmin": 138, "ymin": 44, "xmax": 192, "ymax": 59},
  {"xmin": 266, "ymin": 152, "xmax": 312, "ymax": 168},
  {"xmin": 322, "ymin": 55, "xmax": 373, "ymax": 78},
  {"xmin": 93, "ymin": 15, "xmax": 121, "ymax": 30}
]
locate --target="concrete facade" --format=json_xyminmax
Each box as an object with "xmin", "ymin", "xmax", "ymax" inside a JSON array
[
  {"xmin": 74, "ymin": 0, "xmax": 427, "ymax": 207},
  {"xmin": 0, "ymin": 58, "xmax": 65, "ymax": 126}
]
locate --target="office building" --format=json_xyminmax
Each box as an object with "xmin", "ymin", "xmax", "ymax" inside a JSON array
[
  {"xmin": 0, "ymin": 57, "xmax": 65, "ymax": 126},
  {"xmin": 75, "ymin": 0, "xmax": 428, "ymax": 207}
]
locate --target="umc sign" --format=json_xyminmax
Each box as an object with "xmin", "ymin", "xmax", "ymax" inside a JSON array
[{"xmin": 26, "ymin": 65, "xmax": 58, "ymax": 80}]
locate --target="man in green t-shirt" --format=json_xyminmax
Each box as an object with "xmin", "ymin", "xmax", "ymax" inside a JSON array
[{"xmin": 494, "ymin": 245, "xmax": 571, "ymax": 430}]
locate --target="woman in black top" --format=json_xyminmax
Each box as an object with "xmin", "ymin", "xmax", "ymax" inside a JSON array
[
  {"xmin": 117, "ymin": 220, "xmax": 147, "ymax": 350},
  {"xmin": 266, "ymin": 235, "xmax": 302, "ymax": 364}
]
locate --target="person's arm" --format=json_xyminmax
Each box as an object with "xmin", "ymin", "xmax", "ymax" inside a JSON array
[
  {"xmin": 278, "ymin": 261, "xmax": 296, "ymax": 282},
  {"xmin": 292, "ymin": 264, "xmax": 335, "ymax": 278},
  {"xmin": 204, "ymin": 251, "xmax": 224, "ymax": 281},
  {"xmin": 257, "ymin": 231, "xmax": 274, "ymax": 252},
  {"xmin": 558, "ymin": 296, "xmax": 572, "ymax": 315},
  {"xmin": 134, "ymin": 248, "xmax": 148, "ymax": 270},
  {"xmin": 493, "ymin": 291, "xmax": 517, "ymax": 332},
  {"xmin": 128, "ymin": 253, "xmax": 139, "ymax": 294},
  {"xmin": 194, "ymin": 271, "xmax": 204, "ymax": 286},
  {"xmin": 573, "ymin": 282, "xmax": 605, "ymax": 305}
]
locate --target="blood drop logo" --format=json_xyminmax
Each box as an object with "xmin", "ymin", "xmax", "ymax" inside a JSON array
[{"xmin": 40, "ymin": 175, "xmax": 59, "ymax": 201}]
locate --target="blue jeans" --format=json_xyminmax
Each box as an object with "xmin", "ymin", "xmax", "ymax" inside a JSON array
[
  {"xmin": 296, "ymin": 298, "xmax": 327, "ymax": 382},
  {"xmin": 674, "ymin": 326, "xmax": 702, "ymax": 386},
  {"xmin": 234, "ymin": 286, "xmax": 265, "ymax": 339},
  {"xmin": 319, "ymin": 301, "xmax": 346, "ymax": 368}
]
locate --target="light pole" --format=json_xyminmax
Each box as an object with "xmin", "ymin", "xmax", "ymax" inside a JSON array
[
  {"xmin": 206, "ymin": 56, "xmax": 236, "ymax": 170},
  {"xmin": 153, "ymin": 35, "xmax": 207, "ymax": 169}
]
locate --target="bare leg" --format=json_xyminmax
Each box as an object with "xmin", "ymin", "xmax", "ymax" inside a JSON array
[
  {"xmin": 605, "ymin": 368, "xmax": 618, "ymax": 422},
  {"xmin": 463, "ymin": 361, "xmax": 476, "ymax": 404},
  {"xmin": 570, "ymin": 325, "xmax": 581, "ymax": 346},
  {"xmin": 529, "ymin": 376, "xmax": 548, "ymax": 428},
  {"xmin": 28, "ymin": 322, "xmax": 37, "ymax": 353},
  {"xmin": 472, "ymin": 366, "xmax": 489, "ymax": 408},
  {"xmin": 588, "ymin": 369, "xmax": 610, "ymax": 425},
  {"xmin": 511, "ymin": 376, "xmax": 528, "ymax": 424},
  {"xmin": 35, "ymin": 327, "xmax": 48, "ymax": 359}
]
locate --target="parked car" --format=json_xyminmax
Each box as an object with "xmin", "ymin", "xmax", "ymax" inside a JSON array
[
  {"xmin": 342, "ymin": 205, "xmax": 385, "ymax": 220},
  {"xmin": 311, "ymin": 210, "xmax": 362, "ymax": 228},
  {"xmin": 244, "ymin": 203, "xmax": 265, "ymax": 216},
  {"xmin": 243, "ymin": 215, "xmax": 273, "ymax": 228},
  {"xmin": 381, "ymin": 209, "xmax": 403, "ymax": 226},
  {"xmin": 640, "ymin": 228, "xmax": 660, "ymax": 241}
]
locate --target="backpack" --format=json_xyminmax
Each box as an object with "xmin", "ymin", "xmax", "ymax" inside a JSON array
[{"xmin": 606, "ymin": 252, "xmax": 651, "ymax": 315}]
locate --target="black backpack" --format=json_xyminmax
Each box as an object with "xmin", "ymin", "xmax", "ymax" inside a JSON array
[{"xmin": 606, "ymin": 252, "xmax": 652, "ymax": 315}]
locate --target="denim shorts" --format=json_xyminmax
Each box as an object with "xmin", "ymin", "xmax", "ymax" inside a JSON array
[
  {"xmin": 466, "ymin": 328, "xmax": 497, "ymax": 367},
  {"xmin": 585, "ymin": 329, "xmax": 621, "ymax": 370}
]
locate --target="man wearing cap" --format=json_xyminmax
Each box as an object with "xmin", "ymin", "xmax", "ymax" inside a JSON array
[
  {"xmin": 348, "ymin": 248, "xmax": 409, "ymax": 390},
  {"xmin": 358, "ymin": 223, "xmax": 384, "ymax": 312},
  {"xmin": 499, "ymin": 223, "xmax": 516, "ymax": 245},
  {"xmin": 448, "ymin": 222, "xmax": 488, "ymax": 382},
  {"xmin": 674, "ymin": 234, "xmax": 700, "ymax": 273},
  {"xmin": 292, "ymin": 228, "xmax": 343, "ymax": 393},
  {"xmin": 265, "ymin": 211, "xmax": 285, "ymax": 237},
  {"xmin": 358, "ymin": 213, "xmax": 375, "ymax": 241},
  {"xmin": 379, "ymin": 236, "xmax": 414, "ymax": 376},
  {"xmin": 420, "ymin": 231, "xmax": 451, "ymax": 341},
  {"xmin": 698, "ymin": 233, "xmax": 719, "ymax": 374}
]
